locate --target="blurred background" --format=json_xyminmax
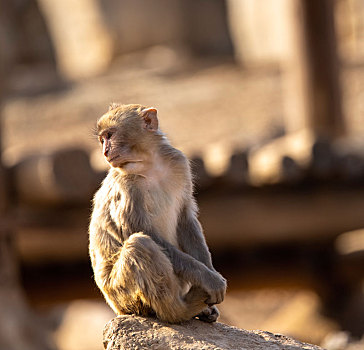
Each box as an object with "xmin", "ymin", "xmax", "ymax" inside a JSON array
[{"xmin": 1, "ymin": 0, "xmax": 364, "ymax": 349}]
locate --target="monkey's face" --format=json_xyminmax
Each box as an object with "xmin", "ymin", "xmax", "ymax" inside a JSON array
[
  {"xmin": 97, "ymin": 104, "xmax": 159, "ymax": 174},
  {"xmin": 98, "ymin": 127, "xmax": 139, "ymax": 169}
]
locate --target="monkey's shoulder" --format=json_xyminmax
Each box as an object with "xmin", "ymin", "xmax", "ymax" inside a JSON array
[{"xmin": 159, "ymin": 143, "xmax": 190, "ymax": 171}]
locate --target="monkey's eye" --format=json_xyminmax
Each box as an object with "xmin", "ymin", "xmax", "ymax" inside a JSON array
[{"xmin": 99, "ymin": 130, "xmax": 113, "ymax": 144}]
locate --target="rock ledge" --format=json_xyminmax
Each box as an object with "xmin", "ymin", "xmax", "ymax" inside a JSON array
[{"xmin": 103, "ymin": 315, "xmax": 323, "ymax": 350}]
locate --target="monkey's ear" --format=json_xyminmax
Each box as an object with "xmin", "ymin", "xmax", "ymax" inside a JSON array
[{"xmin": 141, "ymin": 108, "xmax": 158, "ymax": 132}]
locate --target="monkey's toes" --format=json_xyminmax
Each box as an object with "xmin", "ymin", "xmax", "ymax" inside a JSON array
[{"xmin": 195, "ymin": 306, "xmax": 219, "ymax": 323}]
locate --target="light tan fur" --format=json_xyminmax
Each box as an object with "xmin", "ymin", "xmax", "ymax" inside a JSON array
[{"xmin": 89, "ymin": 104, "xmax": 226, "ymax": 323}]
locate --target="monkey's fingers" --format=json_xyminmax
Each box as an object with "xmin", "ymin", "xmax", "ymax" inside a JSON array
[
  {"xmin": 205, "ymin": 288, "xmax": 225, "ymax": 305},
  {"xmin": 203, "ymin": 272, "xmax": 226, "ymax": 305}
]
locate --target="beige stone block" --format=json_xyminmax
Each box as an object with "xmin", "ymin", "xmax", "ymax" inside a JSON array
[{"xmin": 37, "ymin": 0, "xmax": 113, "ymax": 80}]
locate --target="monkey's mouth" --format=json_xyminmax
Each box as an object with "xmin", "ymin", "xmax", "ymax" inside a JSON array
[
  {"xmin": 119, "ymin": 161, "xmax": 135, "ymax": 167},
  {"xmin": 108, "ymin": 157, "xmax": 142, "ymax": 168}
]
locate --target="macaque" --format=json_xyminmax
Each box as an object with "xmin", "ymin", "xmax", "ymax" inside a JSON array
[{"xmin": 89, "ymin": 103, "xmax": 226, "ymax": 323}]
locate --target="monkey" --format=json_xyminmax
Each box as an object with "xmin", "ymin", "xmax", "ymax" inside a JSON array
[{"xmin": 89, "ymin": 103, "xmax": 227, "ymax": 324}]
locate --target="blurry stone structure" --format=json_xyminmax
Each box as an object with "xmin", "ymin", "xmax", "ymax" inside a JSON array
[
  {"xmin": 226, "ymin": 0, "xmax": 293, "ymax": 67},
  {"xmin": 0, "ymin": 3, "xmax": 54, "ymax": 349},
  {"xmin": 249, "ymin": 0, "xmax": 345, "ymax": 184},
  {"xmin": 336, "ymin": 0, "xmax": 364, "ymax": 62},
  {"xmin": 4, "ymin": 0, "xmax": 364, "ymax": 80},
  {"xmin": 35, "ymin": 0, "xmax": 232, "ymax": 80},
  {"xmin": 37, "ymin": 0, "xmax": 114, "ymax": 80},
  {"xmin": 227, "ymin": 0, "xmax": 364, "ymax": 66}
]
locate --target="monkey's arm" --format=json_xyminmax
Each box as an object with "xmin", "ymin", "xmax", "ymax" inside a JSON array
[
  {"xmin": 148, "ymin": 230, "xmax": 226, "ymax": 305},
  {"xmin": 176, "ymin": 206, "xmax": 214, "ymax": 270},
  {"xmin": 176, "ymin": 206, "xmax": 226, "ymax": 310}
]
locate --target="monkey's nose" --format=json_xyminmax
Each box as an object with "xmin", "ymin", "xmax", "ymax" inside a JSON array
[{"xmin": 103, "ymin": 143, "xmax": 110, "ymax": 157}]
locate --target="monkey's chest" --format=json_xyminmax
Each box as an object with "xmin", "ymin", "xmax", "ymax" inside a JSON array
[
  {"xmin": 146, "ymin": 189, "xmax": 181, "ymax": 247},
  {"xmin": 110, "ymin": 186, "xmax": 182, "ymax": 247}
]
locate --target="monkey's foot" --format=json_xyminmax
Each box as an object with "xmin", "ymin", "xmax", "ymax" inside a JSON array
[{"xmin": 195, "ymin": 305, "xmax": 219, "ymax": 323}]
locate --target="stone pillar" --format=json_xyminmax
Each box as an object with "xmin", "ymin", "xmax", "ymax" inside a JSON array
[
  {"xmin": 283, "ymin": 0, "xmax": 344, "ymax": 138},
  {"xmin": 0, "ymin": 2, "xmax": 54, "ymax": 348}
]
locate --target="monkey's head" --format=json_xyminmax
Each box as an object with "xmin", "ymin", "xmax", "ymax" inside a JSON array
[{"xmin": 97, "ymin": 103, "xmax": 161, "ymax": 173}]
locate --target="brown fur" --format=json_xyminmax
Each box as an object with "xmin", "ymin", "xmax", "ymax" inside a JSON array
[{"xmin": 89, "ymin": 104, "xmax": 226, "ymax": 323}]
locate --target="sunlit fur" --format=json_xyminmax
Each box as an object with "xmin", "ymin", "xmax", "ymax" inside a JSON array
[{"xmin": 89, "ymin": 104, "xmax": 226, "ymax": 323}]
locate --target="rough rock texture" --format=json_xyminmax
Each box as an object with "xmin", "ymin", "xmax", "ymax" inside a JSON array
[{"xmin": 103, "ymin": 315, "xmax": 323, "ymax": 350}]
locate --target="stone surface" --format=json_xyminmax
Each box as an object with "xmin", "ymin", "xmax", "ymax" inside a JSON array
[{"xmin": 103, "ymin": 315, "xmax": 324, "ymax": 350}]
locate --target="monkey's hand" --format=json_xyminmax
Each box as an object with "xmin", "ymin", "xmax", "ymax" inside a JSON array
[{"xmin": 202, "ymin": 269, "xmax": 227, "ymax": 305}]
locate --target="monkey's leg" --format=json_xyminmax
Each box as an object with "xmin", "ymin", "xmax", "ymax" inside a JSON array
[{"xmin": 107, "ymin": 232, "xmax": 208, "ymax": 323}]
